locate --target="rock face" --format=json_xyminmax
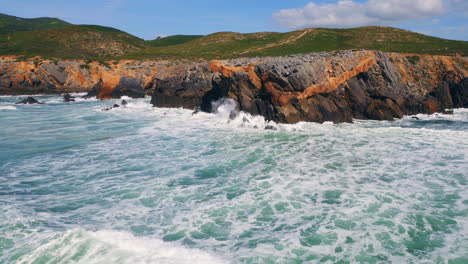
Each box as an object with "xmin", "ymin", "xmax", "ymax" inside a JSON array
[
  {"xmin": 150, "ymin": 51, "xmax": 468, "ymax": 123},
  {"xmin": 0, "ymin": 57, "xmax": 159, "ymax": 97},
  {"xmin": 1, "ymin": 51, "xmax": 468, "ymax": 123},
  {"xmin": 85, "ymin": 76, "xmax": 145, "ymax": 99}
]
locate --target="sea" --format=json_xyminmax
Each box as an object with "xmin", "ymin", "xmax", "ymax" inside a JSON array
[{"xmin": 0, "ymin": 94, "xmax": 467, "ymax": 264}]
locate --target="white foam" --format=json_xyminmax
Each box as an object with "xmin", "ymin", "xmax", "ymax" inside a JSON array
[
  {"xmin": 18, "ymin": 230, "xmax": 226, "ymax": 264},
  {"xmin": 2, "ymin": 95, "xmax": 467, "ymax": 263},
  {"xmin": 0, "ymin": 106, "xmax": 16, "ymax": 110}
]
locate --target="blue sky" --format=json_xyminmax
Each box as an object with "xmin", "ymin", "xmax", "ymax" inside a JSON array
[{"xmin": 0, "ymin": 0, "xmax": 466, "ymax": 41}]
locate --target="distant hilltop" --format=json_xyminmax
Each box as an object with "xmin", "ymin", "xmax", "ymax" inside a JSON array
[{"xmin": 0, "ymin": 13, "xmax": 467, "ymax": 60}]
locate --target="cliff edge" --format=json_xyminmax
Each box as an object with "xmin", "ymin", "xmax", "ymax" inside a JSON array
[{"xmin": 150, "ymin": 51, "xmax": 468, "ymax": 123}]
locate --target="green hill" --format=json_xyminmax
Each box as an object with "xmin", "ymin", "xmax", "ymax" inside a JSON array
[
  {"xmin": 0, "ymin": 13, "xmax": 466, "ymax": 60},
  {"xmin": 128, "ymin": 27, "xmax": 468, "ymax": 60},
  {"xmin": 0, "ymin": 13, "xmax": 71, "ymax": 33},
  {"xmin": 147, "ymin": 35, "xmax": 204, "ymax": 47},
  {"xmin": 0, "ymin": 24, "xmax": 146, "ymax": 58}
]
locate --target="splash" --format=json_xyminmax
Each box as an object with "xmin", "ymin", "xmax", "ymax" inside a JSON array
[{"xmin": 210, "ymin": 98, "xmax": 283, "ymax": 130}]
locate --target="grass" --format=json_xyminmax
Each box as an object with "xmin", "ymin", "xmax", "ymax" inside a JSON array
[
  {"xmin": 406, "ymin": 56, "xmax": 421, "ymax": 65},
  {"xmin": 147, "ymin": 35, "xmax": 203, "ymax": 47},
  {"xmin": 125, "ymin": 27, "xmax": 468, "ymax": 60},
  {"xmin": 0, "ymin": 13, "xmax": 467, "ymax": 60},
  {"xmin": 0, "ymin": 25, "xmax": 147, "ymax": 58},
  {"xmin": 0, "ymin": 13, "xmax": 71, "ymax": 34}
]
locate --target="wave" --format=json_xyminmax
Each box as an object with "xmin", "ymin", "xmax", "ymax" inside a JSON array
[
  {"xmin": 17, "ymin": 230, "xmax": 226, "ymax": 264},
  {"xmin": 145, "ymin": 98, "xmax": 468, "ymax": 135},
  {"xmin": 0, "ymin": 106, "xmax": 17, "ymax": 110}
]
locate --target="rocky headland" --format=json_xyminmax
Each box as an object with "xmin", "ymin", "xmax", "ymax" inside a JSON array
[{"xmin": 1, "ymin": 50, "xmax": 467, "ymax": 123}]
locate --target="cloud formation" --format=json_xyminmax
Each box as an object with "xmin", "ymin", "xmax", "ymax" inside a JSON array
[{"xmin": 273, "ymin": 0, "xmax": 448, "ymax": 29}]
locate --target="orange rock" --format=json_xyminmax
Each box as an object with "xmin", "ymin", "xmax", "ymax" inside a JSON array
[
  {"xmin": 423, "ymin": 99, "xmax": 439, "ymax": 114},
  {"xmin": 210, "ymin": 61, "xmax": 261, "ymax": 89},
  {"xmin": 97, "ymin": 71, "xmax": 122, "ymax": 100},
  {"xmin": 263, "ymin": 55, "xmax": 377, "ymax": 107}
]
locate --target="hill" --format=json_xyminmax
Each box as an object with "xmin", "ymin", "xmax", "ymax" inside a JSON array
[
  {"xmin": 0, "ymin": 13, "xmax": 466, "ymax": 60},
  {"xmin": 128, "ymin": 27, "xmax": 468, "ymax": 60},
  {"xmin": 147, "ymin": 35, "xmax": 204, "ymax": 47},
  {"xmin": 0, "ymin": 25, "xmax": 146, "ymax": 58},
  {"xmin": 0, "ymin": 13, "xmax": 71, "ymax": 33}
]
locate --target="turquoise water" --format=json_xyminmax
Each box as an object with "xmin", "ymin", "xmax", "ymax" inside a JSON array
[{"xmin": 0, "ymin": 95, "xmax": 467, "ymax": 264}]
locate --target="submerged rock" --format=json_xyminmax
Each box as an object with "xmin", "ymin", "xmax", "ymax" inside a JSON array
[
  {"xmin": 63, "ymin": 93, "xmax": 76, "ymax": 102},
  {"xmin": 265, "ymin": 125, "xmax": 277, "ymax": 130},
  {"xmin": 121, "ymin": 100, "xmax": 128, "ymax": 106},
  {"xmin": 101, "ymin": 104, "xmax": 120, "ymax": 111},
  {"xmin": 15, "ymin": 97, "xmax": 44, "ymax": 104},
  {"xmin": 192, "ymin": 106, "xmax": 200, "ymax": 115}
]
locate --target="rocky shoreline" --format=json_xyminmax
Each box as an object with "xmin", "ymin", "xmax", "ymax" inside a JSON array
[{"xmin": 1, "ymin": 50, "xmax": 467, "ymax": 123}]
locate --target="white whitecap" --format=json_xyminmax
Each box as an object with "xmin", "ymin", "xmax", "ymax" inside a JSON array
[
  {"xmin": 0, "ymin": 106, "xmax": 17, "ymax": 110},
  {"xmin": 18, "ymin": 230, "xmax": 226, "ymax": 264}
]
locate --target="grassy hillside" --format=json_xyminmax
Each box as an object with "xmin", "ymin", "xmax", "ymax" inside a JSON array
[
  {"xmin": 128, "ymin": 27, "xmax": 468, "ymax": 60},
  {"xmin": 0, "ymin": 13, "xmax": 71, "ymax": 33},
  {"xmin": 147, "ymin": 35, "xmax": 203, "ymax": 47},
  {"xmin": 0, "ymin": 13, "xmax": 466, "ymax": 60},
  {"xmin": 0, "ymin": 25, "xmax": 146, "ymax": 58}
]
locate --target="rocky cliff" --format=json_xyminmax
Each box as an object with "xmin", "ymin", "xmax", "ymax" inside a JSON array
[
  {"xmin": 0, "ymin": 56, "xmax": 159, "ymax": 98},
  {"xmin": 150, "ymin": 51, "xmax": 468, "ymax": 123},
  {"xmin": 1, "ymin": 51, "xmax": 467, "ymax": 123}
]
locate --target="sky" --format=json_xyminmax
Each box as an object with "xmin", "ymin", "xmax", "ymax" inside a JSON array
[{"xmin": 0, "ymin": 0, "xmax": 467, "ymax": 41}]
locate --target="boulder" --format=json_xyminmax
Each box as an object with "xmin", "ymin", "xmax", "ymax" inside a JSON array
[
  {"xmin": 101, "ymin": 104, "xmax": 120, "ymax": 111},
  {"xmin": 15, "ymin": 97, "xmax": 44, "ymax": 104},
  {"xmin": 63, "ymin": 93, "xmax": 76, "ymax": 102}
]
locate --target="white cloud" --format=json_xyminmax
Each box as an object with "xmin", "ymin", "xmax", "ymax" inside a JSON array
[{"xmin": 273, "ymin": 0, "xmax": 447, "ymax": 29}]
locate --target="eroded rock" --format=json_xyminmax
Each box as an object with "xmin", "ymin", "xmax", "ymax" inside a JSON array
[
  {"xmin": 150, "ymin": 51, "xmax": 468, "ymax": 123},
  {"xmin": 15, "ymin": 97, "xmax": 44, "ymax": 104}
]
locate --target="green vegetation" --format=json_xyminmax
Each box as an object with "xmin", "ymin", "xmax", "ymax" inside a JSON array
[
  {"xmin": 0, "ymin": 13, "xmax": 71, "ymax": 33},
  {"xmin": 406, "ymin": 56, "xmax": 421, "ymax": 65},
  {"xmin": 128, "ymin": 27, "xmax": 468, "ymax": 60},
  {"xmin": 0, "ymin": 13, "xmax": 467, "ymax": 60},
  {"xmin": 147, "ymin": 35, "xmax": 203, "ymax": 47},
  {"xmin": 0, "ymin": 24, "xmax": 146, "ymax": 58},
  {"xmin": 97, "ymin": 60, "xmax": 111, "ymax": 68}
]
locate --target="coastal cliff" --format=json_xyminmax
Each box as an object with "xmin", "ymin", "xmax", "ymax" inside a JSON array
[
  {"xmin": 1, "ymin": 50, "xmax": 467, "ymax": 123},
  {"xmin": 0, "ymin": 57, "xmax": 161, "ymax": 98},
  {"xmin": 150, "ymin": 50, "xmax": 468, "ymax": 123}
]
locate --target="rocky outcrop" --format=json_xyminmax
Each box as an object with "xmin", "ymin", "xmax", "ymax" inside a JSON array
[
  {"xmin": 0, "ymin": 57, "xmax": 159, "ymax": 97},
  {"xmin": 85, "ymin": 75, "xmax": 145, "ymax": 99},
  {"xmin": 16, "ymin": 97, "xmax": 44, "ymax": 104},
  {"xmin": 150, "ymin": 51, "xmax": 468, "ymax": 123}
]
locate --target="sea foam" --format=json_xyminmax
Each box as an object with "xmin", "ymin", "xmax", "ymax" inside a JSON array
[{"xmin": 17, "ymin": 230, "xmax": 226, "ymax": 264}]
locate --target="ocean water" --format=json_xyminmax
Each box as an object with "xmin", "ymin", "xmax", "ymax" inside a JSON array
[{"xmin": 0, "ymin": 94, "xmax": 467, "ymax": 264}]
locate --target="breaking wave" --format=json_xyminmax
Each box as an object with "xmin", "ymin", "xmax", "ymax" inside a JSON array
[{"xmin": 17, "ymin": 230, "xmax": 225, "ymax": 264}]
